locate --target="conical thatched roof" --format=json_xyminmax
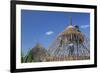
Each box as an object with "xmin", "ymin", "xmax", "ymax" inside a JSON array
[
  {"xmin": 59, "ymin": 25, "xmax": 84, "ymax": 44},
  {"xmin": 32, "ymin": 43, "xmax": 48, "ymax": 62},
  {"xmin": 47, "ymin": 18, "xmax": 90, "ymax": 60},
  {"xmin": 32, "ymin": 43, "xmax": 47, "ymax": 54}
]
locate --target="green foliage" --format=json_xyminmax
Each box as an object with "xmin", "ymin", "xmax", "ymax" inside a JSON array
[
  {"xmin": 24, "ymin": 49, "xmax": 35, "ymax": 62},
  {"xmin": 21, "ymin": 51, "xmax": 25, "ymax": 63},
  {"xmin": 21, "ymin": 49, "xmax": 35, "ymax": 63}
]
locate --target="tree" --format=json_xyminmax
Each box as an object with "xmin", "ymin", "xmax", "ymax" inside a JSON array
[
  {"xmin": 21, "ymin": 51, "xmax": 25, "ymax": 63},
  {"xmin": 24, "ymin": 49, "xmax": 34, "ymax": 62}
]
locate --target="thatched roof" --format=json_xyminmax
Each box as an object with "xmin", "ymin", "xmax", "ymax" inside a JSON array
[
  {"xmin": 59, "ymin": 25, "xmax": 84, "ymax": 44},
  {"xmin": 32, "ymin": 43, "xmax": 48, "ymax": 62}
]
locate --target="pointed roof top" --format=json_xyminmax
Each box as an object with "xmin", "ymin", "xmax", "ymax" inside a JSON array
[{"xmin": 70, "ymin": 16, "xmax": 72, "ymax": 25}]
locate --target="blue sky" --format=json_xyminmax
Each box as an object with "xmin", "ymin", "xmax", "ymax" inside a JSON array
[{"xmin": 21, "ymin": 10, "xmax": 90, "ymax": 54}]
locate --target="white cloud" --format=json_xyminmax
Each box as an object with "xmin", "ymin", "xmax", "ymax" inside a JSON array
[
  {"xmin": 45, "ymin": 31, "xmax": 54, "ymax": 36},
  {"xmin": 80, "ymin": 25, "xmax": 89, "ymax": 28}
]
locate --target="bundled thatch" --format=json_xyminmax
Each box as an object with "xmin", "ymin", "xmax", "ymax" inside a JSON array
[
  {"xmin": 31, "ymin": 43, "xmax": 48, "ymax": 62},
  {"xmin": 24, "ymin": 43, "xmax": 48, "ymax": 62}
]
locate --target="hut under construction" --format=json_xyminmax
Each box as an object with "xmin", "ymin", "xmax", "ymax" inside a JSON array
[{"xmin": 24, "ymin": 17, "xmax": 90, "ymax": 62}]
